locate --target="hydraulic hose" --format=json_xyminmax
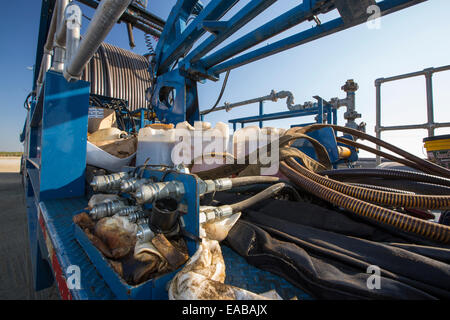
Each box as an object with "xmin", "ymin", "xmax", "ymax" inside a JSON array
[
  {"xmin": 229, "ymin": 182, "xmax": 288, "ymax": 213},
  {"xmin": 296, "ymin": 124, "xmax": 450, "ymax": 177},
  {"xmin": 320, "ymin": 168, "xmax": 450, "ymax": 188},
  {"xmin": 335, "ymin": 137, "xmax": 422, "ymax": 172},
  {"xmin": 347, "ymin": 183, "xmax": 415, "ymax": 195},
  {"xmin": 229, "ymin": 176, "xmax": 281, "ymax": 187},
  {"xmin": 343, "ymin": 178, "xmax": 450, "ymax": 196},
  {"xmin": 280, "ymin": 161, "xmax": 450, "ymax": 244},
  {"xmin": 286, "ymin": 158, "xmax": 450, "ymax": 209}
]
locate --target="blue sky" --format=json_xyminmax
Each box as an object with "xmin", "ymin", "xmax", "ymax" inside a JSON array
[{"xmin": 1, "ymin": 0, "xmax": 449, "ymax": 157}]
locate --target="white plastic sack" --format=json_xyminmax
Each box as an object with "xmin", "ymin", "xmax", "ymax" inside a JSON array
[
  {"xmin": 200, "ymin": 211, "xmax": 241, "ymax": 241},
  {"xmin": 87, "ymin": 141, "xmax": 135, "ymax": 172},
  {"xmin": 168, "ymin": 239, "xmax": 281, "ymax": 300}
]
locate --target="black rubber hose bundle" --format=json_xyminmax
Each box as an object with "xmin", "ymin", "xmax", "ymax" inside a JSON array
[
  {"xmin": 320, "ymin": 168, "xmax": 450, "ymax": 188},
  {"xmin": 280, "ymin": 159, "xmax": 450, "ymax": 244},
  {"xmin": 288, "ymin": 158, "xmax": 450, "ymax": 209}
]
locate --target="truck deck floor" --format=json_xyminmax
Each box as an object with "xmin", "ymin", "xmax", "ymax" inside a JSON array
[{"xmin": 39, "ymin": 196, "xmax": 309, "ymax": 300}]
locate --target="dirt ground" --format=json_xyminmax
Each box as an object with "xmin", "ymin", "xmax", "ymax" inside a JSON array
[
  {"xmin": 0, "ymin": 157, "xmax": 21, "ymax": 172},
  {"xmin": 0, "ymin": 157, "xmax": 59, "ymax": 299}
]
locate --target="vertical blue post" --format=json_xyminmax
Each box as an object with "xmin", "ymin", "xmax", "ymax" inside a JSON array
[
  {"xmin": 317, "ymin": 97, "xmax": 323, "ymax": 124},
  {"xmin": 332, "ymin": 108, "xmax": 338, "ymax": 125},
  {"xmin": 259, "ymin": 101, "xmax": 264, "ymax": 128},
  {"xmin": 140, "ymin": 109, "xmax": 145, "ymax": 130},
  {"xmin": 201, "ymin": 114, "xmax": 204, "ymax": 121},
  {"xmin": 326, "ymin": 105, "xmax": 332, "ymax": 124},
  {"xmin": 233, "ymin": 122, "xmax": 236, "ymax": 131}
]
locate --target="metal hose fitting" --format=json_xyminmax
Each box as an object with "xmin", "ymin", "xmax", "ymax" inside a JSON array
[
  {"xmin": 90, "ymin": 172, "xmax": 129, "ymax": 192},
  {"xmin": 117, "ymin": 205, "xmax": 141, "ymax": 216},
  {"xmin": 89, "ymin": 200, "xmax": 127, "ymax": 220},
  {"xmin": 133, "ymin": 181, "xmax": 185, "ymax": 204},
  {"xmin": 128, "ymin": 211, "xmax": 151, "ymax": 223},
  {"xmin": 120, "ymin": 177, "xmax": 152, "ymax": 193},
  {"xmin": 136, "ymin": 217, "xmax": 150, "ymax": 225},
  {"xmin": 199, "ymin": 205, "xmax": 233, "ymax": 224},
  {"xmin": 136, "ymin": 223, "xmax": 155, "ymax": 242}
]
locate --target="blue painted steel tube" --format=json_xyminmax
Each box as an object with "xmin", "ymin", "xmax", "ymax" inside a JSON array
[
  {"xmin": 209, "ymin": 0, "xmax": 424, "ymax": 75},
  {"xmin": 317, "ymin": 98, "xmax": 323, "ymax": 124},
  {"xmin": 259, "ymin": 101, "xmax": 264, "ymax": 128},
  {"xmin": 199, "ymin": 1, "xmax": 315, "ymax": 70},
  {"xmin": 184, "ymin": 0, "xmax": 277, "ymax": 65},
  {"xmin": 229, "ymin": 108, "xmax": 324, "ymax": 124},
  {"xmin": 154, "ymin": 0, "xmax": 198, "ymax": 59},
  {"xmin": 211, "ymin": 17, "xmax": 345, "ymax": 75},
  {"xmin": 158, "ymin": 0, "xmax": 239, "ymax": 74}
]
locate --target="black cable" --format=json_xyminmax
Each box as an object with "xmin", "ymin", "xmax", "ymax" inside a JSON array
[
  {"xmin": 201, "ymin": 70, "xmax": 231, "ymax": 115},
  {"xmin": 23, "ymin": 92, "xmax": 33, "ymax": 110}
]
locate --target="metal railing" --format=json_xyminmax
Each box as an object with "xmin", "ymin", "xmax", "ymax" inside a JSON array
[{"xmin": 375, "ymin": 65, "xmax": 450, "ymax": 165}]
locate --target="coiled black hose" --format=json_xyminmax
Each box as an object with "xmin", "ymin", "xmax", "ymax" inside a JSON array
[
  {"xmin": 320, "ymin": 168, "xmax": 450, "ymax": 188},
  {"xmin": 296, "ymin": 124, "xmax": 450, "ymax": 177},
  {"xmin": 280, "ymin": 160, "xmax": 450, "ymax": 244},
  {"xmin": 344, "ymin": 178, "xmax": 450, "ymax": 196},
  {"xmin": 287, "ymin": 157, "xmax": 450, "ymax": 209},
  {"xmin": 347, "ymin": 183, "xmax": 415, "ymax": 195}
]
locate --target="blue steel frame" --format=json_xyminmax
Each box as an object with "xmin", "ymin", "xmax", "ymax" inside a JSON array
[
  {"xmin": 228, "ymin": 98, "xmax": 337, "ymax": 131},
  {"xmin": 21, "ymin": 0, "xmax": 426, "ymax": 299},
  {"xmin": 152, "ymin": 0, "xmax": 426, "ymax": 125}
]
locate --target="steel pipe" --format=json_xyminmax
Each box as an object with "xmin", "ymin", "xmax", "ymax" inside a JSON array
[
  {"xmin": 65, "ymin": 3, "xmax": 82, "ymax": 65},
  {"xmin": 52, "ymin": 0, "xmax": 70, "ymax": 72},
  {"xmin": 55, "ymin": 0, "xmax": 70, "ymax": 47},
  {"xmin": 64, "ymin": 0, "xmax": 133, "ymax": 81}
]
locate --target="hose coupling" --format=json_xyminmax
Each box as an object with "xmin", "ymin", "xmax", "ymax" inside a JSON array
[
  {"xmin": 127, "ymin": 210, "xmax": 151, "ymax": 223},
  {"xmin": 133, "ymin": 181, "xmax": 185, "ymax": 204},
  {"xmin": 120, "ymin": 177, "xmax": 152, "ymax": 193},
  {"xmin": 199, "ymin": 178, "xmax": 233, "ymax": 195},
  {"xmin": 117, "ymin": 205, "xmax": 141, "ymax": 216},
  {"xmin": 90, "ymin": 172, "xmax": 129, "ymax": 192},
  {"xmin": 136, "ymin": 223, "xmax": 155, "ymax": 243},
  {"xmin": 89, "ymin": 199, "xmax": 127, "ymax": 220},
  {"xmin": 199, "ymin": 205, "xmax": 233, "ymax": 224}
]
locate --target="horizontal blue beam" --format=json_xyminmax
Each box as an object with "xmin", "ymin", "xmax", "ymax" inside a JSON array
[
  {"xmin": 229, "ymin": 106, "xmax": 332, "ymax": 124},
  {"xmin": 182, "ymin": 0, "xmax": 277, "ymax": 66},
  {"xmin": 209, "ymin": 0, "xmax": 426, "ymax": 76},
  {"xmin": 158, "ymin": 0, "xmax": 239, "ymax": 74},
  {"xmin": 198, "ymin": 1, "xmax": 318, "ymax": 70}
]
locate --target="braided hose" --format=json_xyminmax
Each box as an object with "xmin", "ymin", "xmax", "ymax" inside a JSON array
[
  {"xmin": 287, "ymin": 158, "xmax": 450, "ymax": 209},
  {"xmin": 342, "ymin": 178, "xmax": 450, "ymax": 196},
  {"xmin": 280, "ymin": 161, "xmax": 450, "ymax": 244},
  {"xmin": 347, "ymin": 183, "xmax": 415, "ymax": 195},
  {"xmin": 335, "ymin": 136, "xmax": 422, "ymax": 172},
  {"xmin": 320, "ymin": 168, "xmax": 450, "ymax": 188}
]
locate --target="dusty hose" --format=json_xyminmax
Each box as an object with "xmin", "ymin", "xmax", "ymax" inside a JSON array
[
  {"xmin": 280, "ymin": 161, "xmax": 450, "ymax": 244},
  {"xmin": 287, "ymin": 157, "xmax": 450, "ymax": 209},
  {"xmin": 320, "ymin": 168, "xmax": 450, "ymax": 188},
  {"xmin": 229, "ymin": 176, "xmax": 281, "ymax": 187},
  {"xmin": 229, "ymin": 183, "xmax": 288, "ymax": 213}
]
